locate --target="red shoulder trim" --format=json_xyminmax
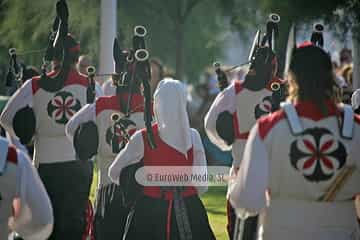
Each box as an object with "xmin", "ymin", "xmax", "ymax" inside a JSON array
[
  {"xmin": 294, "ymin": 100, "xmax": 339, "ymax": 121},
  {"xmin": 64, "ymin": 69, "xmax": 89, "ymax": 88},
  {"xmin": 298, "ymin": 41, "xmax": 314, "ymax": 48},
  {"xmin": 31, "ymin": 71, "xmax": 58, "ymax": 94},
  {"xmin": 233, "ymin": 80, "xmax": 243, "ymax": 94},
  {"xmin": 31, "ymin": 70, "xmax": 88, "ymax": 95},
  {"xmin": 95, "ymin": 93, "xmax": 147, "ymax": 116},
  {"xmin": 258, "ymin": 110, "xmax": 286, "ymax": 140},
  {"xmin": 7, "ymin": 145, "xmax": 18, "ymax": 164},
  {"xmin": 96, "ymin": 95, "xmax": 121, "ymax": 115}
]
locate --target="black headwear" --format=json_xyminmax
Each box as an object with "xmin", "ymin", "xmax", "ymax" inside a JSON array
[
  {"xmin": 290, "ymin": 42, "xmax": 332, "ymax": 75},
  {"xmin": 111, "ymin": 25, "xmax": 156, "ymax": 149}
]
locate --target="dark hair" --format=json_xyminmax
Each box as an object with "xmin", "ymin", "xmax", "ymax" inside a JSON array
[
  {"xmin": 340, "ymin": 48, "xmax": 352, "ymax": 64},
  {"xmin": 150, "ymin": 57, "xmax": 164, "ymax": 80},
  {"xmin": 288, "ymin": 44, "xmax": 339, "ymax": 113}
]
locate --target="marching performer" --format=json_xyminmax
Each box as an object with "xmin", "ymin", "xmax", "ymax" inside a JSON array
[
  {"xmin": 204, "ymin": 14, "xmax": 284, "ymax": 239},
  {"xmin": 229, "ymin": 39, "xmax": 360, "ymax": 239},
  {"xmin": 109, "ymin": 79, "xmax": 215, "ymax": 240},
  {"xmin": 0, "ymin": 136, "xmax": 53, "ymax": 240},
  {"xmin": 66, "ymin": 26, "xmax": 154, "ymax": 239},
  {"xmin": 0, "ymin": 1, "xmax": 101, "ymax": 239}
]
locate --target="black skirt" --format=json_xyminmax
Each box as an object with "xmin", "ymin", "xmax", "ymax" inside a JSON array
[
  {"xmin": 38, "ymin": 160, "xmax": 93, "ymax": 240},
  {"xmin": 94, "ymin": 183, "xmax": 130, "ymax": 240},
  {"xmin": 124, "ymin": 195, "xmax": 216, "ymax": 240}
]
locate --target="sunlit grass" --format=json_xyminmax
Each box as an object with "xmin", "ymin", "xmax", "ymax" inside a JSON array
[{"xmin": 201, "ymin": 186, "xmax": 228, "ymax": 240}]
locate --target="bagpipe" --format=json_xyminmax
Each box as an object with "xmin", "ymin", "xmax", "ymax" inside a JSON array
[
  {"xmin": 6, "ymin": 48, "xmax": 22, "ymax": 89},
  {"xmin": 38, "ymin": 0, "xmax": 79, "ymax": 93},
  {"xmin": 3, "ymin": 0, "xmax": 73, "ymax": 146},
  {"xmin": 4, "ymin": 5, "xmax": 62, "ymax": 91},
  {"xmin": 103, "ymin": 25, "xmax": 156, "ymax": 150},
  {"xmin": 5, "ymin": 48, "xmax": 42, "ymax": 91},
  {"xmin": 6, "ymin": 0, "xmax": 79, "ymax": 93},
  {"xmin": 214, "ymin": 13, "xmax": 281, "ymax": 92}
]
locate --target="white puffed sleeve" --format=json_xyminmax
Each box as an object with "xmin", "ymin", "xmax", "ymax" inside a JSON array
[
  {"xmin": 204, "ymin": 84, "xmax": 236, "ymax": 151},
  {"xmin": 191, "ymin": 128, "xmax": 208, "ymax": 195},
  {"xmin": 108, "ymin": 130, "xmax": 144, "ymax": 185},
  {"xmin": 229, "ymin": 123, "xmax": 269, "ymax": 219},
  {"xmin": 65, "ymin": 103, "xmax": 96, "ymax": 141},
  {"xmin": 9, "ymin": 151, "xmax": 53, "ymax": 240},
  {"xmin": 0, "ymin": 80, "xmax": 33, "ymax": 138}
]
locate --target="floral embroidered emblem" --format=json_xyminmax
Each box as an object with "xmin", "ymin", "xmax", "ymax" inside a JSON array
[
  {"xmin": 47, "ymin": 91, "xmax": 82, "ymax": 125},
  {"xmin": 290, "ymin": 127, "xmax": 347, "ymax": 182}
]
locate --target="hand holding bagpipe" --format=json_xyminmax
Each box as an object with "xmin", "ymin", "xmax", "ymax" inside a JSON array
[{"xmin": 86, "ymin": 66, "xmax": 96, "ymax": 104}]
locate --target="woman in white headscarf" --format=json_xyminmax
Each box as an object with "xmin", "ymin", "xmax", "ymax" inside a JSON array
[{"xmin": 109, "ymin": 79, "xmax": 215, "ymax": 240}]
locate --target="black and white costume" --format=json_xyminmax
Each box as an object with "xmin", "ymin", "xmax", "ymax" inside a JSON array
[
  {"xmin": 229, "ymin": 100, "xmax": 360, "ymax": 239},
  {"xmin": 109, "ymin": 79, "xmax": 215, "ymax": 240},
  {"xmin": 0, "ymin": 65, "xmax": 102, "ymax": 239},
  {"xmin": 66, "ymin": 92, "xmax": 146, "ymax": 239}
]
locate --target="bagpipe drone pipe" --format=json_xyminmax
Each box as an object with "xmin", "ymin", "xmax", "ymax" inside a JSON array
[{"xmin": 110, "ymin": 25, "xmax": 156, "ymax": 150}]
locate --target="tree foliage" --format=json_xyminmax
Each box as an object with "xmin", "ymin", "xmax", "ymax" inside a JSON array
[
  {"xmin": 119, "ymin": 0, "xmax": 228, "ymax": 82},
  {"xmin": 0, "ymin": 0, "xmax": 99, "ymax": 67},
  {"xmin": 0, "ymin": 0, "xmax": 229, "ymax": 89},
  {"xmin": 220, "ymin": 0, "xmax": 358, "ymax": 76}
]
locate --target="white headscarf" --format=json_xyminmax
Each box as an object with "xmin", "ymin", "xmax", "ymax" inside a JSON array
[{"xmin": 153, "ymin": 78, "xmax": 191, "ymax": 157}]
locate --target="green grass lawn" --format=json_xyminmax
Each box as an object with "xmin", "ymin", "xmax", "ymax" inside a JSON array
[
  {"xmin": 201, "ymin": 186, "xmax": 228, "ymax": 240},
  {"xmin": 90, "ymin": 170, "xmax": 228, "ymax": 240}
]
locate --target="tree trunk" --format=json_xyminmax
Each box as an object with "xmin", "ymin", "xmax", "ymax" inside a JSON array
[
  {"xmin": 175, "ymin": 20, "xmax": 185, "ymax": 80},
  {"xmin": 99, "ymin": 0, "xmax": 117, "ymax": 84}
]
